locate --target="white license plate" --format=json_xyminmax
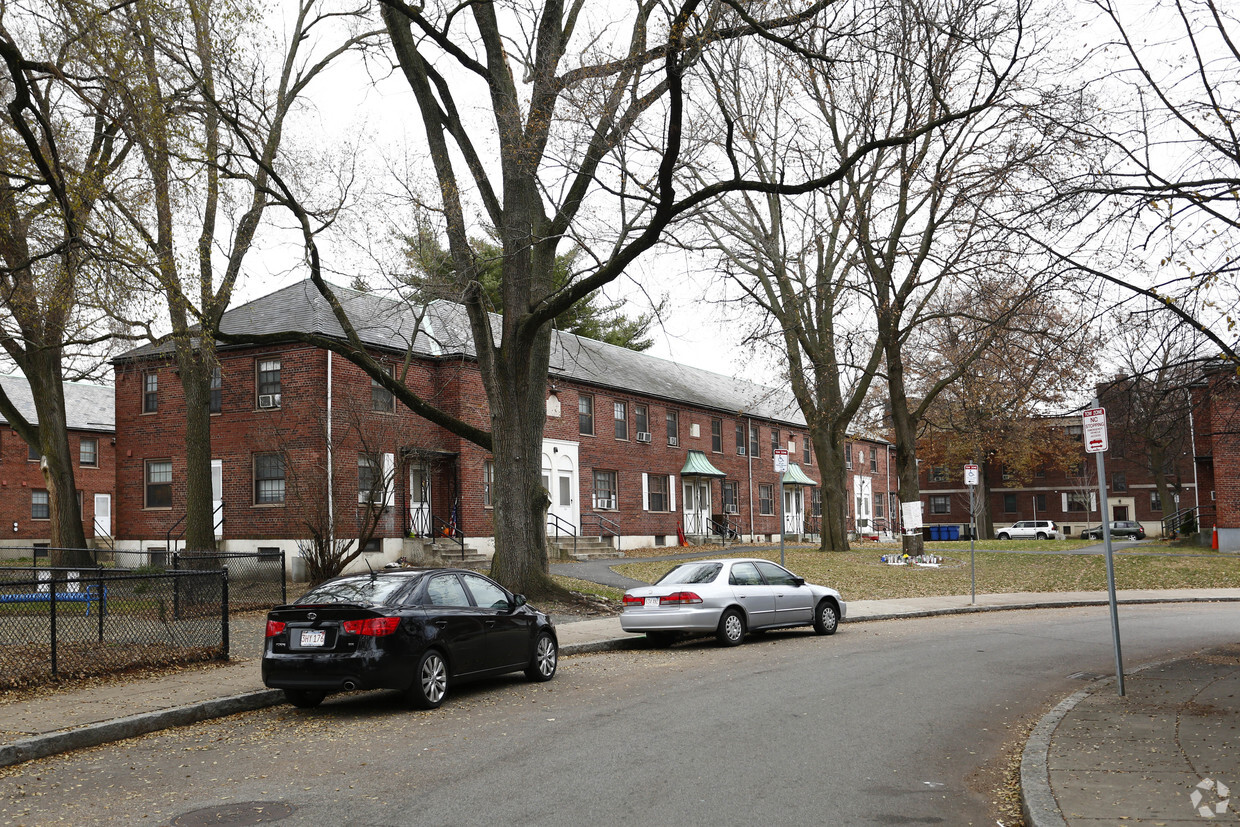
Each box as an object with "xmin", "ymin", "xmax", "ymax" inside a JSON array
[
  {"xmin": 644, "ymin": 597, "xmax": 660, "ymax": 608},
  {"xmin": 300, "ymin": 629, "xmax": 326, "ymax": 647}
]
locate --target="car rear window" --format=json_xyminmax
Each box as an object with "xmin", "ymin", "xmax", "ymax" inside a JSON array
[
  {"xmin": 656, "ymin": 562, "xmax": 723, "ymax": 585},
  {"xmin": 298, "ymin": 576, "xmax": 415, "ymax": 606}
]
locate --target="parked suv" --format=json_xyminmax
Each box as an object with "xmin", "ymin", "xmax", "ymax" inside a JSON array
[
  {"xmin": 995, "ymin": 519, "xmax": 1059, "ymax": 540},
  {"xmin": 1080, "ymin": 520, "xmax": 1146, "ymax": 540}
]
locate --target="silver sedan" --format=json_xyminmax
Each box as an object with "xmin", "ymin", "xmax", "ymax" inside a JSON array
[{"xmin": 620, "ymin": 558, "xmax": 846, "ymax": 646}]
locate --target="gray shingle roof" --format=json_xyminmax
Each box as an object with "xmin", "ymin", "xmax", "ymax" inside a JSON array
[
  {"xmin": 115, "ymin": 279, "xmax": 809, "ymax": 426},
  {"xmin": 0, "ymin": 374, "xmax": 115, "ymax": 433}
]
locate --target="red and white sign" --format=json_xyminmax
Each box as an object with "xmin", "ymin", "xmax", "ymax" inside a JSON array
[
  {"xmin": 964, "ymin": 464, "xmax": 979, "ymax": 486},
  {"xmin": 1082, "ymin": 407, "xmax": 1109, "ymax": 453},
  {"xmin": 773, "ymin": 449, "xmax": 789, "ymax": 473}
]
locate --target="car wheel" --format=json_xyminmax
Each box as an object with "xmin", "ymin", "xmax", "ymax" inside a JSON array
[
  {"xmin": 716, "ymin": 608, "xmax": 746, "ymax": 647},
  {"xmin": 284, "ymin": 689, "xmax": 325, "ymax": 709},
  {"xmin": 525, "ymin": 631, "xmax": 558, "ymax": 682},
  {"xmin": 645, "ymin": 631, "xmax": 677, "ymax": 648},
  {"xmin": 407, "ymin": 649, "xmax": 448, "ymax": 709},
  {"xmin": 813, "ymin": 600, "xmax": 839, "ymax": 636},
  {"xmin": 997, "ymin": 532, "xmax": 1010, "ymax": 540},
  {"xmin": 1036, "ymin": 532, "xmax": 1048, "ymax": 540}
]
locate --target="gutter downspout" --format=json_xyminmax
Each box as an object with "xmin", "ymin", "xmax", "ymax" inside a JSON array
[
  {"xmin": 1188, "ymin": 390, "xmax": 1200, "ymax": 515},
  {"xmin": 326, "ymin": 350, "xmax": 334, "ymax": 547},
  {"xmin": 747, "ymin": 416, "xmax": 754, "ymax": 541}
]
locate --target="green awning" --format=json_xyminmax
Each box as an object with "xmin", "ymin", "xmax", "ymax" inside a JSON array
[
  {"xmin": 782, "ymin": 462, "xmax": 817, "ymax": 486},
  {"xmin": 680, "ymin": 449, "xmax": 726, "ymax": 478}
]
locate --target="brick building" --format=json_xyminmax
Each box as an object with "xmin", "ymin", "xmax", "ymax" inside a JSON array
[
  {"xmin": 111, "ymin": 281, "xmax": 895, "ymax": 569},
  {"xmin": 1191, "ymin": 364, "xmax": 1238, "ymax": 551},
  {"xmin": 0, "ymin": 374, "xmax": 115, "ymax": 555}
]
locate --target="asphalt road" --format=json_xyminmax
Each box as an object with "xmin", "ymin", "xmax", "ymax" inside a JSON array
[{"xmin": 0, "ymin": 604, "xmax": 1234, "ymax": 826}]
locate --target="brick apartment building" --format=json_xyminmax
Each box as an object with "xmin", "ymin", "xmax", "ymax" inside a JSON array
[
  {"xmin": 112, "ymin": 281, "xmax": 895, "ymax": 570},
  {"xmin": 0, "ymin": 374, "xmax": 115, "ymax": 554},
  {"xmin": 1192, "ymin": 363, "xmax": 1239, "ymax": 551}
]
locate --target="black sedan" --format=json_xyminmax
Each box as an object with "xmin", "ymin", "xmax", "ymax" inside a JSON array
[{"xmin": 262, "ymin": 568, "xmax": 557, "ymax": 709}]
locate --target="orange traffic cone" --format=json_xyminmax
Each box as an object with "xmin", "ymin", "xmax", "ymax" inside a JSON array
[{"xmin": 1212, "ymin": 525, "xmax": 1219, "ymax": 550}]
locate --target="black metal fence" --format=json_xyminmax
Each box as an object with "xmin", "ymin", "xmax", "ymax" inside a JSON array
[{"xmin": 0, "ymin": 567, "xmax": 229, "ymax": 691}]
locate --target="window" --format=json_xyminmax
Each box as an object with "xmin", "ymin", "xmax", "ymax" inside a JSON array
[
  {"xmin": 358, "ymin": 453, "xmax": 382, "ymax": 504},
  {"xmin": 31, "ymin": 489, "xmax": 49, "ymax": 520},
  {"xmin": 845, "ymin": 443, "xmax": 853, "ymax": 469},
  {"xmin": 875, "ymin": 497, "xmax": 884, "ymax": 518},
  {"xmin": 1034, "ymin": 465, "xmax": 1046, "ymax": 478},
  {"xmin": 1001, "ymin": 465, "xmax": 1013, "ymax": 481},
  {"xmin": 634, "ymin": 404, "xmax": 649, "ymax": 440},
  {"xmin": 804, "ymin": 437, "xmax": 811, "ymax": 465},
  {"xmin": 79, "ymin": 437, "xmax": 98, "ymax": 468},
  {"xmin": 770, "ymin": 428, "xmax": 780, "ymax": 455},
  {"xmin": 1067, "ymin": 492, "xmax": 1089, "ymax": 512},
  {"xmin": 1066, "ymin": 424, "xmax": 1083, "ymax": 440},
  {"xmin": 28, "ymin": 441, "xmax": 39, "ymax": 461},
  {"xmin": 758, "ymin": 484, "xmax": 774, "ymax": 515},
  {"xmin": 929, "ymin": 466, "xmax": 946, "ymax": 482},
  {"xmin": 1004, "ymin": 493, "xmax": 1018, "ymax": 512},
  {"xmin": 1150, "ymin": 490, "xmax": 1162, "ymax": 511},
  {"xmin": 722, "ymin": 480, "xmax": 739, "ymax": 514},
  {"xmin": 145, "ymin": 459, "xmax": 173, "ymax": 509},
  {"xmin": 426, "ymin": 574, "xmax": 470, "ymax": 607},
  {"xmin": 749, "ymin": 423, "xmax": 760, "ymax": 457},
  {"xmin": 253, "ymin": 453, "xmax": 285, "ymax": 505},
  {"xmin": 593, "ymin": 470, "xmax": 618, "ymax": 510},
  {"xmin": 648, "ymin": 474, "xmax": 670, "ymax": 512},
  {"xmin": 614, "ymin": 401, "xmax": 628, "ymax": 440},
  {"xmin": 143, "ymin": 371, "xmax": 158, "ymax": 413},
  {"xmin": 257, "ymin": 358, "xmax": 282, "ymax": 407},
  {"xmin": 870, "ymin": 447, "xmax": 878, "ymax": 473},
  {"xmin": 1069, "ymin": 461, "xmax": 1086, "ymax": 477},
  {"xmin": 209, "ymin": 366, "xmax": 222, "ymax": 414},
  {"xmin": 736, "ymin": 422, "xmax": 746, "ymax": 455},
  {"xmin": 929, "ymin": 495, "xmax": 950, "ymax": 514},
  {"xmin": 462, "ymin": 573, "xmax": 511, "ymax": 610},
  {"xmin": 711, "ymin": 418, "xmax": 722, "ymax": 452},
  {"xmin": 578, "ymin": 394, "xmax": 594, "ymax": 435},
  {"xmin": 371, "ymin": 367, "xmax": 395, "ymax": 413},
  {"xmin": 484, "ymin": 461, "xmax": 494, "ymax": 508},
  {"xmin": 1112, "ymin": 473, "xmax": 1127, "ymax": 492},
  {"xmin": 1035, "ymin": 493, "xmax": 1048, "ymax": 512},
  {"xmin": 666, "ymin": 410, "xmax": 679, "ymax": 446},
  {"xmin": 812, "ymin": 488, "xmax": 822, "ymax": 517}
]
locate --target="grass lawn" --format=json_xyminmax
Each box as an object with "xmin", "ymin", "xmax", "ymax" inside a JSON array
[{"xmin": 601, "ymin": 544, "xmax": 1240, "ymax": 601}]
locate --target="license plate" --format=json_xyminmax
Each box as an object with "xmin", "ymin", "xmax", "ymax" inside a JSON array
[
  {"xmin": 644, "ymin": 597, "xmax": 659, "ymax": 608},
  {"xmin": 300, "ymin": 629, "xmax": 326, "ymax": 647}
]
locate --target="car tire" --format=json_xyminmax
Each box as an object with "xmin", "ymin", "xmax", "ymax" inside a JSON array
[
  {"xmin": 1036, "ymin": 532, "xmax": 1048, "ymax": 540},
  {"xmin": 716, "ymin": 608, "xmax": 746, "ymax": 647},
  {"xmin": 813, "ymin": 600, "xmax": 839, "ymax": 636},
  {"xmin": 645, "ymin": 631, "xmax": 677, "ymax": 648},
  {"xmin": 284, "ymin": 689, "xmax": 325, "ymax": 709},
  {"xmin": 997, "ymin": 532, "xmax": 1010, "ymax": 540},
  {"xmin": 525, "ymin": 631, "xmax": 558, "ymax": 682},
  {"xmin": 407, "ymin": 649, "xmax": 448, "ymax": 709}
]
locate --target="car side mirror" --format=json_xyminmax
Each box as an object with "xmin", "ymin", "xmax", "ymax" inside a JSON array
[
  {"xmin": 512, "ymin": 594, "xmax": 527, "ymax": 609},
  {"xmin": 791, "ymin": 577, "xmax": 805, "ymax": 587}
]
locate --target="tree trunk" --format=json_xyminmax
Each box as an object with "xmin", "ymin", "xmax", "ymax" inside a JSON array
[
  {"xmin": 23, "ymin": 351, "xmax": 89, "ymax": 562},
  {"xmin": 885, "ymin": 339, "xmax": 925, "ymax": 555},
  {"xmin": 976, "ymin": 460, "xmax": 995, "ymax": 539},
  {"xmin": 173, "ymin": 341, "xmax": 218, "ymax": 555},
  {"xmin": 815, "ymin": 432, "xmax": 850, "ymax": 551}
]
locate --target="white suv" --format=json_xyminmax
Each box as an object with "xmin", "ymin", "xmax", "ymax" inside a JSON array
[{"xmin": 995, "ymin": 520, "xmax": 1059, "ymax": 540}]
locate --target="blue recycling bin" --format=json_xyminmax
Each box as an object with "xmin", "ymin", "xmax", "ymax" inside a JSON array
[
  {"xmin": 929, "ymin": 525, "xmax": 942, "ymax": 541},
  {"xmin": 947, "ymin": 526, "xmax": 960, "ymax": 540}
]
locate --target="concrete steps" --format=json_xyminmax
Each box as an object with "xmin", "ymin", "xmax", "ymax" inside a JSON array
[{"xmin": 548, "ymin": 536, "xmax": 622, "ymax": 562}]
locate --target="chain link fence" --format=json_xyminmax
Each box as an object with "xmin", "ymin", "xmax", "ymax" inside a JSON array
[{"xmin": 0, "ymin": 567, "xmax": 229, "ymax": 691}]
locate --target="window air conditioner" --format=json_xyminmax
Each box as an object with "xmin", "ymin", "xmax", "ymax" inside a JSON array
[
  {"xmin": 636, "ymin": 432, "xmax": 651, "ymax": 443},
  {"xmin": 725, "ymin": 505, "xmax": 738, "ymax": 514},
  {"xmin": 258, "ymin": 394, "xmax": 280, "ymax": 409},
  {"xmin": 737, "ymin": 447, "xmax": 746, "ymax": 456},
  {"xmin": 667, "ymin": 436, "xmax": 680, "ymax": 447}
]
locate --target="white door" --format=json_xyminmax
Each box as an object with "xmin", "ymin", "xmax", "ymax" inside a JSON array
[
  {"xmin": 93, "ymin": 494, "xmax": 111, "ymax": 538},
  {"xmin": 542, "ymin": 439, "xmax": 579, "ymax": 535},
  {"xmin": 854, "ymin": 476, "xmax": 873, "ymax": 528},
  {"xmin": 682, "ymin": 480, "xmax": 711, "ymax": 535},
  {"xmin": 783, "ymin": 487, "xmax": 804, "ymax": 534},
  {"xmin": 409, "ymin": 468, "xmax": 430, "ymax": 536},
  {"xmin": 211, "ymin": 459, "xmax": 224, "ymax": 538}
]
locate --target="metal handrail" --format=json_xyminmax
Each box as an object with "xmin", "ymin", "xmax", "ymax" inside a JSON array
[
  {"xmin": 546, "ymin": 512, "xmax": 577, "ymax": 557},
  {"xmin": 707, "ymin": 516, "xmax": 740, "ymax": 543},
  {"xmin": 432, "ymin": 515, "xmax": 465, "ymax": 559},
  {"xmin": 581, "ymin": 513, "xmax": 620, "ymax": 541},
  {"xmin": 165, "ymin": 502, "xmax": 225, "ymax": 554}
]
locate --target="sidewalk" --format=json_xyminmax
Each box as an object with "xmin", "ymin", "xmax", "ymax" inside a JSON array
[{"xmin": 1, "ymin": 588, "xmax": 1237, "ymax": 824}]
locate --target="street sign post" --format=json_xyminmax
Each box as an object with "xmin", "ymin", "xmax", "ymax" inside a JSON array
[
  {"xmin": 774, "ymin": 450, "xmax": 789, "ymax": 565},
  {"xmin": 1084, "ymin": 402, "xmax": 1125, "ymax": 696},
  {"xmin": 965, "ymin": 464, "xmax": 978, "ymax": 603}
]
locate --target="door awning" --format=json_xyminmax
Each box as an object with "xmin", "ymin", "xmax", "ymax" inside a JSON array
[
  {"xmin": 782, "ymin": 462, "xmax": 817, "ymax": 486},
  {"xmin": 680, "ymin": 449, "xmax": 726, "ymax": 478}
]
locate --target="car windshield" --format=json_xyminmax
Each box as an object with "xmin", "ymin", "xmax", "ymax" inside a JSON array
[
  {"xmin": 297, "ymin": 576, "xmax": 414, "ymax": 606},
  {"xmin": 655, "ymin": 562, "xmax": 723, "ymax": 585}
]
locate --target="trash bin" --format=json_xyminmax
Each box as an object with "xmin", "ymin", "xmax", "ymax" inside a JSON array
[
  {"xmin": 929, "ymin": 525, "xmax": 941, "ymax": 541},
  {"xmin": 947, "ymin": 526, "xmax": 960, "ymax": 540}
]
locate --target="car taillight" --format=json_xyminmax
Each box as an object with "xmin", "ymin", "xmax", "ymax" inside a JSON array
[
  {"xmin": 660, "ymin": 591, "xmax": 703, "ymax": 605},
  {"xmin": 623, "ymin": 594, "xmax": 645, "ymax": 606},
  {"xmin": 265, "ymin": 620, "xmax": 286, "ymax": 637},
  {"xmin": 342, "ymin": 617, "xmax": 401, "ymax": 636}
]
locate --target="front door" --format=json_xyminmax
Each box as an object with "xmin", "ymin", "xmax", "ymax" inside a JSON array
[
  {"xmin": 93, "ymin": 494, "xmax": 111, "ymax": 538},
  {"xmin": 783, "ymin": 487, "xmax": 804, "ymax": 534},
  {"xmin": 542, "ymin": 439, "xmax": 579, "ymax": 536},
  {"xmin": 1113, "ymin": 504, "xmax": 1129, "ymax": 521},
  {"xmin": 211, "ymin": 459, "xmax": 224, "ymax": 538},
  {"xmin": 682, "ymin": 479, "xmax": 711, "ymax": 535},
  {"xmin": 409, "ymin": 468, "xmax": 430, "ymax": 536},
  {"xmin": 853, "ymin": 476, "xmax": 873, "ymax": 529}
]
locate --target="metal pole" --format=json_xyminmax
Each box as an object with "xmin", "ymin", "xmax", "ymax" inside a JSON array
[
  {"xmin": 779, "ymin": 481, "xmax": 786, "ymax": 567},
  {"xmin": 49, "ymin": 574, "xmax": 58, "ymax": 678},
  {"xmin": 221, "ymin": 567, "xmax": 230, "ymax": 660},
  {"xmin": 1092, "ymin": 399, "xmax": 1125, "ymax": 696},
  {"xmin": 970, "ymin": 483, "xmax": 976, "ymax": 604}
]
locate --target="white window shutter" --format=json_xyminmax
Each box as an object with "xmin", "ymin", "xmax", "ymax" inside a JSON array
[
  {"xmin": 382, "ymin": 453, "xmax": 394, "ymax": 507},
  {"xmin": 642, "ymin": 473, "xmax": 649, "ymax": 511},
  {"xmin": 1090, "ymin": 492, "xmax": 1097, "ymax": 512},
  {"xmin": 1061, "ymin": 492, "xmax": 1068, "ymax": 512},
  {"xmin": 669, "ymin": 476, "xmax": 676, "ymax": 512}
]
